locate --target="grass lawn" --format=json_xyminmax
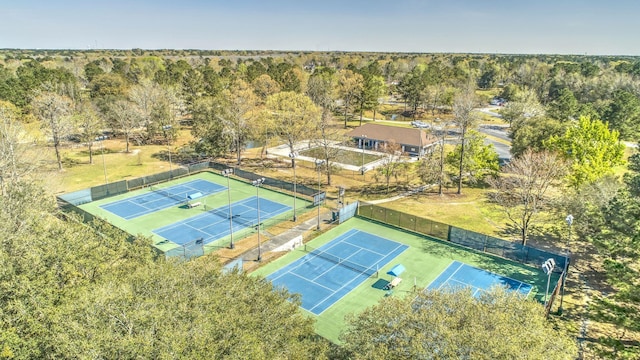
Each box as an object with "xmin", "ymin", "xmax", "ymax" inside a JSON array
[
  {"xmin": 252, "ymin": 217, "xmax": 555, "ymax": 343},
  {"xmin": 298, "ymin": 146, "xmax": 383, "ymax": 167}
]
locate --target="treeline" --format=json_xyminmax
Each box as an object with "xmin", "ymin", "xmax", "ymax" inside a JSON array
[{"xmin": 2, "ymin": 50, "xmax": 640, "ymax": 357}]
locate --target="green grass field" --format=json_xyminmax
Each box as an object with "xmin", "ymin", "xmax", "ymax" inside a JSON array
[
  {"xmin": 252, "ymin": 217, "xmax": 558, "ymax": 343},
  {"xmin": 78, "ymin": 171, "xmax": 311, "ymax": 255}
]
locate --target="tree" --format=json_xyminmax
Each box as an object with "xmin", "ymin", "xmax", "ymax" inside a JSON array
[
  {"xmin": 397, "ymin": 66, "xmax": 427, "ymax": 117},
  {"xmin": 488, "ymin": 149, "xmax": 566, "ymax": 245},
  {"xmin": 585, "ymin": 145, "xmax": 640, "ymax": 359},
  {"xmin": 417, "ymin": 125, "xmax": 450, "ymax": 195},
  {"xmin": 74, "ymin": 101, "xmax": 104, "ymax": 164},
  {"xmin": 106, "ymin": 99, "xmax": 141, "ymax": 153},
  {"xmin": 265, "ymin": 92, "xmax": 320, "ymax": 168},
  {"xmin": 452, "ymin": 86, "xmax": 480, "ymax": 194},
  {"xmin": 190, "ymin": 97, "xmax": 231, "ymax": 158},
  {"xmin": 341, "ymin": 287, "xmax": 577, "ymax": 359},
  {"xmin": 57, "ymin": 260, "xmax": 327, "ymax": 359},
  {"xmin": 0, "ymin": 180, "xmax": 155, "ymax": 358},
  {"xmin": 603, "ymin": 89, "xmax": 640, "ymax": 140},
  {"xmin": 252, "ymin": 73, "xmax": 281, "ymax": 102},
  {"xmin": 218, "ymin": 79, "xmax": 259, "ymax": 165},
  {"xmin": 0, "ymin": 101, "xmax": 38, "ymax": 196},
  {"xmin": 510, "ymin": 117, "xmax": 565, "ymax": 158},
  {"xmin": 181, "ymin": 67, "xmax": 205, "ymax": 109},
  {"xmin": 362, "ymin": 74, "xmax": 386, "ymax": 123},
  {"xmin": 446, "ymin": 130, "xmax": 500, "ymax": 185},
  {"xmin": 31, "ymin": 92, "xmax": 74, "ymax": 170},
  {"xmin": 547, "ymin": 87, "xmax": 579, "ymax": 121},
  {"xmin": 129, "ymin": 78, "xmax": 162, "ymax": 141},
  {"xmin": 307, "ymin": 70, "xmax": 342, "ymax": 185},
  {"xmin": 337, "ymin": 69, "xmax": 364, "ymax": 128},
  {"xmin": 500, "ymin": 87, "xmax": 545, "ymax": 127},
  {"xmin": 374, "ymin": 141, "xmax": 404, "ymax": 194},
  {"xmin": 544, "ymin": 116, "xmax": 625, "ymax": 189},
  {"xmin": 89, "ymin": 73, "xmax": 129, "ymax": 100}
]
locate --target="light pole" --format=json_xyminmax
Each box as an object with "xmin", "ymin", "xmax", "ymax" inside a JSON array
[
  {"xmin": 361, "ymin": 135, "xmax": 367, "ymax": 175},
  {"xmin": 252, "ymin": 178, "xmax": 265, "ymax": 261},
  {"xmin": 559, "ymin": 214, "xmax": 574, "ymax": 314},
  {"xmin": 95, "ymin": 135, "xmax": 108, "ymax": 184},
  {"xmin": 289, "ymin": 152, "xmax": 298, "ymax": 222},
  {"xmin": 222, "ymin": 169, "xmax": 234, "ymax": 249},
  {"xmin": 162, "ymin": 125, "xmax": 173, "ymax": 177},
  {"xmin": 542, "ymin": 258, "xmax": 556, "ymax": 309},
  {"xmin": 316, "ymin": 160, "xmax": 325, "ymax": 230}
]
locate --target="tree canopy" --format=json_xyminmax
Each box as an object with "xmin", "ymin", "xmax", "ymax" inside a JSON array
[
  {"xmin": 545, "ymin": 116, "xmax": 625, "ymax": 189},
  {"xmin": 341, "ymin": 288, "xmax": 577, "ymax": 360}
]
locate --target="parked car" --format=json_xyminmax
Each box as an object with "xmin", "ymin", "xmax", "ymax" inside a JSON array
[
  {"xmin": 411, "ymin": 121, "xmax": 430, "ymax": 129},
  {"xmin": 490, "ymin": 97, "xmax": 506, "ymax": 106}
]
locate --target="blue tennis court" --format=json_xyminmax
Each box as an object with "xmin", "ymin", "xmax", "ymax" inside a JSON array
[
  {"xmin": 100, "ymin": 179, "xmax": 225, "ymax": 220},
  {"xmin": 152, "ymin": 196, "xmax": 290, "ymax": 246},
  {"xmin": 267, "ymin": 229, "xmax": 409, "ymax": 315},
  {"xmin": 427, "ymin": 260, "xmax": 533, "ymax": 297}
]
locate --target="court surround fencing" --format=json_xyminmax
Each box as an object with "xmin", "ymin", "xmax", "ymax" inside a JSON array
[
  {"xmin": 358, "ymin": 203, "xmax": 569, "ymax": 310},
  {"xmin": 55, "ymin": 161, "xmax": 325, "ymax": 261},
  {"xmin": 57, "ymin": 160, "xmax": 324, "ymax": 215}
]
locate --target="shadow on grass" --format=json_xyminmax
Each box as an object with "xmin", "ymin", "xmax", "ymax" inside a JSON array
[{"xmin": 371, "ymin": 278, "xmax": 390, "ymax": 290}]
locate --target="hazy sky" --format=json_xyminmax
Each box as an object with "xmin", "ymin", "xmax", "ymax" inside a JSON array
[{"xmin": 3, "ymin": 0, "xmax": 640, "ymax": 55}]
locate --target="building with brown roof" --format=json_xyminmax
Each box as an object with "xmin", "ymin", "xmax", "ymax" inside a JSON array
[{"xmin": 345, "ymin": 123, "xmax": 439, "ymax": 157}]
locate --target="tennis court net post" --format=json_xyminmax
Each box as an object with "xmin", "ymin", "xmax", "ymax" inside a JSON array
[{"xmin": 303, "ymin": 244, "xmax": 378, "ymax": 278}]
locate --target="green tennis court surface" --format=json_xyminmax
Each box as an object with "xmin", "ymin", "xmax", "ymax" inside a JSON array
[
  {"xmin": 77, "ymin": 172, "xmax": 310, "ymax": 255},
  {"xmin": 253, "ymin": 217, "xmax": 556, "ymax": 343},
  {"xmin": 100, "ymin": 179, "xmax": 225, "ymax": 219},
  {"xmin": 153, "ymin": 196, "xmax": 290, "ymax": 246},
  {"xmin": 266, "ymin": 229, "xmax": 408, "ymax": 315}
]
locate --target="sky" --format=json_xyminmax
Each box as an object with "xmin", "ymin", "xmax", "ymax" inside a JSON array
[{"xmin": 2, "ymin": 0, "xmax": 640, "ymax": 55}]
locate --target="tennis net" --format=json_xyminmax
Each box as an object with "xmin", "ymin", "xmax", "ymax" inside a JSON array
[
  {"xmin": 206, "ymin": 206, "xmax": 258, "ymax": 228},
  {"xmin": 304, "ymin": 244, "xmax": 378, "ymax": 277},
  {"xmin": 150, "ymin": 186, "xmax": 186, "ymax": 203}
]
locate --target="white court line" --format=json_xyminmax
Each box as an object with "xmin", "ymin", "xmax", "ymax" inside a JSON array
[{"xmin": 424, "ymin": 261, "xmax": 463, "ymax": 290}]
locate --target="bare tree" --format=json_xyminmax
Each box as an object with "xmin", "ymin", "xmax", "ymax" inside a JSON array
[
  {"xmin": 74, "ymin": 101, "xmax": 104, "ymax": 164},
  {"xmin": 307, "ymin": 72, "xmax": 341, "ymax": 185},
  {"xmin": 487, "ymin": 149, "xmax": 566, "ymax": 246},
  {"xmin": 32, "ymin": 92, "xmax": 74, "ymax": 170},
  {"xmin": 218, "ymin": 80, "xmax": 258, "ymax": 165},
  {"xmin": 107, "ymin": 100, "xmax": 141, "ymax": 153},
  {"xmin": 336, "ymin": 69, "xmax": 364, "ymax": 128},
  {"xmin": 129, "ymin": 78, "xmax": 161, "ymax": 141},
  {"xmin": 0, "ymin": 102, "xmax": 40, "ymax": 195},
  {"xmin": 375, "ymin": 141, "xmax": 404, "ymax": 194},
  {"xmin": 265, "ymin": 92, "xmax": 320, "ymax": 168},
  {"xmin": 453, "ymin": 86, "xmax": 480, "ymax": 194}
]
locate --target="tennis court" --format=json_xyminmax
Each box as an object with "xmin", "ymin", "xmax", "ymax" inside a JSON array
[
  {"xmin": 266, "ymin": 229, "xmax": 409, "ymax": 315},
  {"xmin": 427, "ymin": 260, "xmax": 533, "ymax": 297},
  {"xmin": 100, "ymin": 179, "xmax": 225, "ymax": 220},
  {"xmin": 153, "ymin": 196, "xmax": 290, "ymax": 246}
]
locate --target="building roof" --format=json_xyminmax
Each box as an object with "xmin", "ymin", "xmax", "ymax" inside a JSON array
[{"xmin": 345, "ymin": 123, "xmax": 438, "ymax": 148}]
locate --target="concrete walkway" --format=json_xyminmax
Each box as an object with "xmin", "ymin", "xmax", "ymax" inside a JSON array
[{"xmin": 240, "ymin": 208, "xmax": 334, "ymax": 263}]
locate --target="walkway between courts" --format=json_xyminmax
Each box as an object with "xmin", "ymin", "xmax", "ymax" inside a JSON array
[{"xmin": 240, "ymin": 209, "xmax": 333, "ymax": 263}]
